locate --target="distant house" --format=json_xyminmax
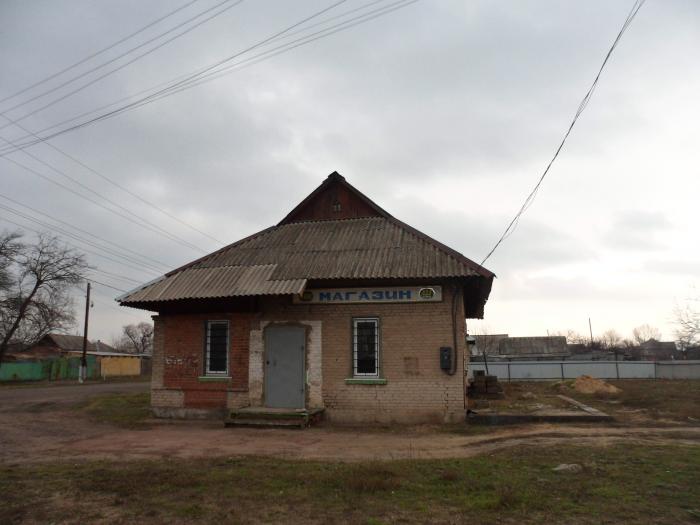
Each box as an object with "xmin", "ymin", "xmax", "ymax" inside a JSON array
[
  {"xmin": 28, "ymin": 333, "xmax": 118, "ymax": 357},
  {"xmin": 685, "ymin": 346, "xmax": 700, "ymax": 360},
  {"xmin": 567, "ymin": 343, "xmax": 616, "ymax": 361},
  {"xmin": 472, "ymin": 335, "xmax": 569, "ymax": 361},
  {"xmin": 2, "ymin": 333, "xmax": 150, "ymax": 380},
  {"xmin": 471, "ymin": 334, "xmax": 509, "ymax": 357},
  {"xmin": 2, "ymin": 334, "xmax": 113, "ymax": 361},
  {"xmin": 636, "ymin": 339, "xmax": 679, "ymax": 361}
]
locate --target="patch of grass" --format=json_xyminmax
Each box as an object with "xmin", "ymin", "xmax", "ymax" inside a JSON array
[
  {"xmin": 469, "ymin": 381, "xmax": 573, "ymax": 414},
  {"xmin": 1, "ymin": 444, "xmax": 698, "ymax": 524},
  {"xmin": 571, "ymin": 379, "xmax": 700, "ymax": 423},
  {"xmin": 78, "ymin": 392, "xmax": 151, "ymax": 429}
]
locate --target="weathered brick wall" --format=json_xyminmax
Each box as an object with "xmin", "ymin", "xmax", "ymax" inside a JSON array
[
  {"xmin": 150, "ymin": 287, "xmax": 468, "ymax": 423},
  {"xmin": 151, "ymin": 312, "xmax": 253, "ymax": 412},
  {"xmin": 150, "ymin": 315, "xmax": 184, "ymax": 408},
  {"xmin": 259, "ymin": 285, "xmax": 467, "ymax": 423}
]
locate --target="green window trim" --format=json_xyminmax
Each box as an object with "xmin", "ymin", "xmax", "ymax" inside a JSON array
[
  {"xmin": 344, "ymin": 378, "xmax": 387, "ymax": 385},
  {"xmin": 198, "ymin": 376, "xmax": 231, "ymax": 382}
]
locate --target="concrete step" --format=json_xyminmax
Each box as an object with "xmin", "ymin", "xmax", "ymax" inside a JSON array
[
  {"xmin": 225, "ymin": 417, "xmax": 306, "ymax": 428},
  {"xmin": 224, "ymin": 407, "xmax": 324, "ymax": 429}
]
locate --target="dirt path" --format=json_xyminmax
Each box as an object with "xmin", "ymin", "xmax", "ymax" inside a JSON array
[
  {"xmin": 0, "ymin": 380, "xmax": 148, "ymax": 407},
  {"xmin": 2, "ymin": 410, "xmax": 699, "ymax": 465},
  {"xmin": 2, "ymin": 381, "xmax": 698, "ymax": 464}
]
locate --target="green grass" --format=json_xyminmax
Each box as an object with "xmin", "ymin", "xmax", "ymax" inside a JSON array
[
  {"xmin": 566, "ymin": 379, "xmax": 700, "ymax": 423},
  {"xmin": 79, "ymin": 392, "xmax": 151, "ymax": 429},
  {"xmin": 1, "ymin": 444, "xmax": 698, "ymax": 524}
]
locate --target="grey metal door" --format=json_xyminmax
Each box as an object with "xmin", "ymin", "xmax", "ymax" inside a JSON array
[{"xmin": 264, "ymin": 325, "xmax": 305, "ymax": 409}]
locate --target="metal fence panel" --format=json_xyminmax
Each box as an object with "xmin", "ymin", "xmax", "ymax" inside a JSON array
[
  {"xmin": 656, "ymin": 361, "xmax": 700, "ymax": 379},
  {"xmin": 563, "ymin": 361, "xmax": 616, "ymax": 379},
  {"xmin": 468, "ymin": 360, "xmax": 700, "ymax": 380},
  {"xmin": 617, "ymin": 361, "xmax": 656, "ymax": 379}
]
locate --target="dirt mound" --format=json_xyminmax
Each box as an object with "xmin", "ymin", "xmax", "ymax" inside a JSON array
[{"xmin": 573, "ymin": 375, "xmax": 621, "ymax": 395}]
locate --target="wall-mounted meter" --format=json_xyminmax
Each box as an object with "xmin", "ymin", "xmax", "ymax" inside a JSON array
[{"xmin": 439, "ymin": 346, "xmax": 453, "ymax": 371}]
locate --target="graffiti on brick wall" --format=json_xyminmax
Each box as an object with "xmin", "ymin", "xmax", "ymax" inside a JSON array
[{"xmin": 164, "ymin": 355, "xmax": 199, "ymax": 370}]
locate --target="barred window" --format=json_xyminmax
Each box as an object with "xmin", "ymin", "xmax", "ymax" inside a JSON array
[
  {"xmin": 205, "ymin": 321, "xmax": 229, "ymax": 375},
  {"xmin": 353, "ymin": 318, "xmax": 379, "ymax": 376}
]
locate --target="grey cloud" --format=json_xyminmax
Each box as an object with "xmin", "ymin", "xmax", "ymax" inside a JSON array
[{"xmin": 604, "ymin": 210, "xmax": 671, "ymax": 251}]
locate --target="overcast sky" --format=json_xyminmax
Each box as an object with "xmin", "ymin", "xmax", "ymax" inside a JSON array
[{"xmin": 1, "ymin": 0, "xmax": 698, "ymax": 345}]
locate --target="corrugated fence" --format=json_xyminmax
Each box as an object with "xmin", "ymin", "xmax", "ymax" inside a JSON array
[
  {"xmin": 469, "ymin": 360, "xmax": 700, "ymax": 381},
  {"xmin": 0, "ymin": 355, "xmax": 148, "ymax": 382}
]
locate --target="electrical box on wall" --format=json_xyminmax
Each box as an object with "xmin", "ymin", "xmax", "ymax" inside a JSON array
[{"xmin": 439, "ymin": 346, "xmax": 452, "ymax": 371}]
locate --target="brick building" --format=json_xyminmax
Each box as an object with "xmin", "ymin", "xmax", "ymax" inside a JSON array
[{"xmin": 119, "ymin": 172, "xmax": 494, "ymax": 424}]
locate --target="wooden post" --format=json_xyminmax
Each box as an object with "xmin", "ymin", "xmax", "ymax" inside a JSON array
[{"xmin": 79, "ymin": 282, "xmax": 91, "ymax": 383}]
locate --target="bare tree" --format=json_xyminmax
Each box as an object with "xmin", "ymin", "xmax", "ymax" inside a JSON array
[
  {"xmin": 632, "ymin": 324, "xmax": 662, "ymax": 345},
  {"xmin": 0, "ymin": 232, "xmax": 88, "ymax": 365},
  {"xmin": 553, "ymin": 329, "xmax": 588, "ymax": 345},
  {"xmin": 674, "ymin": 301, "xmax": 699, "ymax": 350},
  {"xmin": 601, "ymin": 329, "xmax": 623, "ymax": 349},
  {"xmin": 118, "ymin": 322, "xmax": 154, "ymax": 354}
]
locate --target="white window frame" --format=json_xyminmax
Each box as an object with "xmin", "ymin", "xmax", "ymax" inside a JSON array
[
  {"xmin": 205, "ymin": 320, "xmax": 229, "ymax": 376},
  {"xmin": 352, "ymin": 317, "xmax": 380, "ymax": 377}
]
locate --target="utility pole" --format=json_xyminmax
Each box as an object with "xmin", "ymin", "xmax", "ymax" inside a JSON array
[
  {"xmin": 588, "ymin": 317, "xmax": 594, "ymax": 347},
  {"xmin": 79, "ymin": 282, "xmax": 91, "ymax": 383}
]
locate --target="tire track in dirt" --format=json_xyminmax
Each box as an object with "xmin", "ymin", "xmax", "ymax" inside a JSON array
[{"xmin": 3, "ymin": 414, "xmax": 699, "ymax": 464}]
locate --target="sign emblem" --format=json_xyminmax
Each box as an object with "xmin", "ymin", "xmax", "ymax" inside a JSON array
[{"xmin": 419, "ymin": 287, "xmax": 435, "ymax": 299}]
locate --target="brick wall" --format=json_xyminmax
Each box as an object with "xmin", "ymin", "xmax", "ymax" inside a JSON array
[
  {"xmin": 258, "ymin": 285, "xmax": 467, "ymax": 423},
  {"xmin": 150, "ymin": 286, "xmax": 467, "ymax": 423},
  {"xmin": 151, "ymin": 312, "xmax": 253, "ymax": 412}
]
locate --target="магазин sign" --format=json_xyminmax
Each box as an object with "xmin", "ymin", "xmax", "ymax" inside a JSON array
[{"xmin": 293, "ymin": 286, "xmax": 442, "ymax": 304}]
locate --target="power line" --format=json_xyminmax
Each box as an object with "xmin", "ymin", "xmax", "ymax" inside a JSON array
[
  {"xmin": 0, "ymin": 0, "xmax": 388, "ymax": 151},
  {"xmin": 90, "ymin": 294, "xmax": 149, "ymax": 320},
  {"xmin": 0, "ymin": 0, "xmax": 359, "ymax": 153},
  {"xmin": 480, "ymin": 0, "xmax": 646, "ymax": 266},
  {"xmin": 0, "ymin": 150, "xmax": 208, "ymax": 253},
  {"xmin": 159, "ymin": 1, "xmax": 419, "ymax": 101},
  {"xmin": 0, "ymin": 0, "xmax": 244, "ymax": 126},
  {"xmin": 0, "ymin": 0, "xmax": 423, "ymax": 155},
  {"xmin": 87, "ymin": 278, "xmax": 127, "ymax": 294},
  {"xmin": 88, "ymin": 268, "xmax": 144, "ymax": 285},
  {"xmin": 91, "ymin": 296, "xmax": 148, "ymax": 320},
  {"xmin": 0, "ymin": 0, "xmax": 204, "ymax": 106},
  {"xmin": 0, "ymin": 211, "xmax": 164, "ymax": 275},
  {"xmin": 0, "ymin": 114, "xmax": 224, "ymax": 245},
  {"xmin": 0, "ymin": 192, "xmax": 171, "ymax": 270}
]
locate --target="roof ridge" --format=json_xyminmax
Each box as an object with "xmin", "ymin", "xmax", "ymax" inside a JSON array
[{"xmin": 277, "ymin": 216, "xmax": 385, "ymax": 226}]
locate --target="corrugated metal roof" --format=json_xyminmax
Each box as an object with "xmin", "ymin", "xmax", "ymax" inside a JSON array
[
  {"xmin": 191, "ymin": 218, "xmax": 485, "ymax": 279},
  {"xmin": 121, "ymin": 263, "xmax": 306, "ymax": 303},
  {"xmin": 120, "ymin": 217, "xmax": 490, "ymax": 305}
]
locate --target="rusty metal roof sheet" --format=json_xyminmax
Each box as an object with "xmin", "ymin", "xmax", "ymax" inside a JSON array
[{"xmin": 119, "ymin": 217, "xmax": 492, "ymax": 306}]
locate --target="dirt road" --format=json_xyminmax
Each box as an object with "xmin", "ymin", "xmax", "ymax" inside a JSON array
[
  {"xmin": 0, "ymin": 380, "xmax": 149, "ymax": 409},
  {"xmin": 1, "ymin": 381, "xmax": 698, "ymax": 465}
]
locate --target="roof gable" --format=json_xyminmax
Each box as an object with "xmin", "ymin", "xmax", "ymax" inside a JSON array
[{"xmin": 279, "ymin": 172, "xmax": 391, "ymax": 224}]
